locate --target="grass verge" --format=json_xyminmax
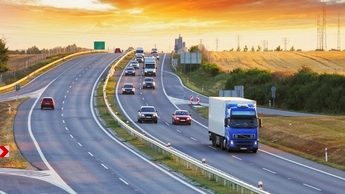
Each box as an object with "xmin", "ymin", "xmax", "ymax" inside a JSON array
[{"xmin": 0, "ymin": 98, "xmax": 30, "ymax": 169}]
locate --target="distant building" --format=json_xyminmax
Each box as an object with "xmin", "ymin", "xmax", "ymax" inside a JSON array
[{"xmin": 174, "ymin": 34, "xmax": 187, "ymax": 53}]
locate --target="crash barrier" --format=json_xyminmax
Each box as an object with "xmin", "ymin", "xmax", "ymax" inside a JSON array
[
  {"xmin": 102, "ymin": 55, "xmax": 269, "ymax": 194},
  {"xmin": 0, "ymin": 51, "xmax": 99, "ymax": 92}
]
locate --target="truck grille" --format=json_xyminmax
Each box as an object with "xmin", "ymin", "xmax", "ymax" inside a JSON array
[
  {"xmin": 234, "ymin": 140, "xmax": 253, "ymax": 147},
  {"xmin": 233, "ymin": 134, "xmax": 255, "ymax": 139}
]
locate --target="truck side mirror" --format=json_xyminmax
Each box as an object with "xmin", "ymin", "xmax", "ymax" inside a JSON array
[{"xmin": 259, "ymin": 118, "xmax": 262, "ymax": 127}]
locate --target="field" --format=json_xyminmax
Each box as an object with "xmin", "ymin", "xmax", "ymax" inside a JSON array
[
  {"xmin": 208, "ymin": 51, "xmax": 345, "ymax": 74},
  {"xmin": 7, "ymin": 54, "xmax": 41, "ymax": 70}
]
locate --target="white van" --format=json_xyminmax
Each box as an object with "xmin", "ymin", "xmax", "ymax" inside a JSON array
[
  {"xmin": 143, "ymin": 57, "xmax": 157, "ymax": 76},
  {"xmin": 136, "ymin": 47, "xmax": 144, "ymax": 57}
]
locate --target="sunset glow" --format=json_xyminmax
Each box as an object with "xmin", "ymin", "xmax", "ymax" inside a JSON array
[{"xmin": 1, "ymin": 0, "xmax": 345, "ymax": 51}]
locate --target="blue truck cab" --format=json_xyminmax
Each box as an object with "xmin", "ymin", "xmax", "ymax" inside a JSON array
[{"xmin": 208, "ymin": 97, "xmax": 261, "ymax": 153}]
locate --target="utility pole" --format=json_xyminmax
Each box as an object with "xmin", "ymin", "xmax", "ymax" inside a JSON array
[
  {"xmin": 337, "ymin": 13, "xmax": 341, "ymax": 51},
  {"xmin": 282, "ymin": 38, "xmax": 289, "ymax": 51},
  {"xmin": 235, "ymin": 35, "xmax": 241, "ymax": 49},
  {"xmin": 261, "ymin": 40, "xmax": 268, "ymax": 51},
  {"xmin": 215, "ymin": 38, "xmax": 219, "ymax": 51}
]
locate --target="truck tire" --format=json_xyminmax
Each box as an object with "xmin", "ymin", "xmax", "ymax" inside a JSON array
[
  {"xmin": 211, "ymin": 133, "xmax": 217, "ymax": 147},
  {"xmin": 220, "ymin": 138, "xmax": 226, "ymax": 150},
  {"xmin": 252, "ymin": 149, "xmax": 258, "ymax": 153}
]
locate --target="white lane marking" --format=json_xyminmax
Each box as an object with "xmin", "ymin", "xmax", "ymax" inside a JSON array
[
  {"xmin": 72, "ymin": 82, "xmax": 74, "ymax": 84},
  {"xmin": 303, "ymin": 183, "xmax": 321, "ymax": 191},
  {"xmin": 67, "ymin": 90, "xmax": 69, "ymax": 93},
  {"xmin": 208, "ymin": 146, "xmax": 216, "ymax": 150},
  {"xmin": 88, "ymin": 152, "xmax": 93, "ymax": 157},
  {"xmin": 176, "ymin": 129, "xmax": 181, "ymax": 133},
  {"xmin": 61, "ymin": 107, "xmax": 63, "ymax": 111},
  {"xmin": 263, "ymin": 168, "xmax": 276, "ymax": 174},
  {"xmin": 119, "ymin": 178, "xmax": 129, "ymax": 185},
  {"xmin": 101, "ymin": 164, "xmax": 108, "ymax": 169},
  {"xmin": 62, "ymin": 120, "xmax": 65, "ymax": 124},
  {"xmin": 190, "ymin": 137, "xmax": 197, "ymax": 141},
  {"xmin": 64, "ymin": 95, "xmax": 67, "ymax": 98},
  {"xmin": 62, "ymin": 101, "xmax": 64, "ymax": 104},
  {"xmin": 70, "ymin": 135, "xmax": 74, "ymax": 139},
  {"xmin": 232, "ymin": 155, "xmax": 242, "ymax": 160},
  {"xmin": 75, "ymin": 78, "xmax": 78, "ymax": 80},
  {"xmin": 61, "ymin": 114, "xmax": 63, "ymax": 117},
  {"xmin": 65, "ymin": 127, "xmax": 68, "ymax": 131},
  {"xmin": 69, "ymin": 86, "xmax": 72, "ymax": 88},
  {"xmin": 79, "ymin": 74, "xmax": 81, "ymax": 77},
  {"xmin": 260, "ymin": 149, "xmax": 345, "ymax": 181},
  {"xmin": 78, "ymin": 143, "xmax": 82, "ymax": 147}
]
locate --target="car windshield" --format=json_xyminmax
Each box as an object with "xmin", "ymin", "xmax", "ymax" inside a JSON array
[
  {"xmin": 126, "ymin": 67, "xmax": 134, "ymax": 70},
  {"xmin": 145, "ymin": 78, "xmax": 153, "ymax": 82},
  {"xmin": 176, "ymin": 111, "xmax": 188, "ymax": 115},
  {"xmin": 124, "ymin": 85, "xmax": 133, "ymax": 88},
  {"xmin": 142, "ymin": 107, "xmax": 155, "ymax": 112}
]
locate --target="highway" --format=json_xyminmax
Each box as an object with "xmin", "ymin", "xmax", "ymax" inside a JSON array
[
  {"xmin": 116, "ymin": 52, "xmax": 345, "ymax": 194},
  {"xmin": 0, "ymin": 53, "xmax": 206, "ymax": 193}
]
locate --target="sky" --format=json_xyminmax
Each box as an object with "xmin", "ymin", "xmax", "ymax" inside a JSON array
[{"xmin": 1, "ymin": 0, "xmax": 345, "ymax": 52}]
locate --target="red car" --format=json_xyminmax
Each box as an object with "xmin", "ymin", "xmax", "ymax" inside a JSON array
[
  {"xmin": 115, "ymin": 48, "xmax": 121, "ymax": 53},
  {"xmin": 172, "ymin": 110, "xmax": 192, "ymax": 125},
  {"xmin": 41, "ymin": 97, "xmax": 55, "ymax": 110}
]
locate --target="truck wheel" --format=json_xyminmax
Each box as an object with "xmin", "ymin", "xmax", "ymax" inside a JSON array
[
  {"xmin": 252, "ymin": 149, "xmax": 258, "ymax": 153},
  {"xmin": 220, "ymin": 138, "xmax": 226, "ymax": 150},
  {"xmin": 138, "ymin": 119, "xmax": 142, "ymax": 123},
  {"xmin": 211, "ymin": 134, "xmax": 217, "ymax": 147}
]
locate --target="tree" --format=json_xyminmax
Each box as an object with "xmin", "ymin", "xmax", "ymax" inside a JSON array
[
  {"xmin": 189, "ymin": 45, "xmax": 199, "ymax": 53},
  {"xmin": 256, "ymin": 45, "xmax": 261, "ymax": 52},
  {"xmin": 0, "ymin": 38, "xmax": 10, "ymax": 74},
  {"xmin": 27, "ymin": 46, "xmax": 41, "ymax": 54},
  {"xmin": 251, "ymin": 46, "xmax": 255, "ymax": 52},
  {"xmin": 243, "ymin": 45, "xmax": 248, "ymax": 52},
  {"xmin": 236, "ymin": 46, "xmax": 241, "ymax": 52},
  {"xmin": 290, "ymin": 46, "xmax": 295, "ymax": 51},
  {"xmin": 275, "ymin": 45, "xmax": 282, "ymax": 51}
]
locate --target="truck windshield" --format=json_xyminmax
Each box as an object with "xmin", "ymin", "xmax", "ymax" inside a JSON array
[
  {"xmin": 229, "ymin": 118, "xmax": 258, "ymax": 128},
  {"xmin": 145, "ymin": 63, "xmax": 155, "ymax": 68}
]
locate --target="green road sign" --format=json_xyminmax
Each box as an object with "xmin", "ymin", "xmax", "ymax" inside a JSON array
[{"xmin": 94, "ymin": 41, "xmax": 105, "ymax": 50}]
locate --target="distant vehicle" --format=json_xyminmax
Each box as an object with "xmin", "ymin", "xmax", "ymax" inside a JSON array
[
  {"xmin": 151, "ymin": 53, "xmax": 159, "ymax": 60},
  {"xmin": 172, "ymin": 110, "xmax": 192, "ymax": 125},
  {"xmin": 137, "ymin": 106, "xmax": 158, "ymax": 123},
  {"xmin": 124, "ymin": 66, "xmax": 135, "ymax": 76},
  {"xmin": 122, "ymin": 83, "xmax": 135, "ymax": 95},
  {"xmin": 142, "ymin": 77, "xmax": 156, "ymax": 89},
  {"xmin": 136, "ymin": 47, "xmax": 144, "ymax": 57},
  {"xmin": 135, "ymin": 53, "xmax": 144, "ymax": 63},
  {"xmin": 115, "ymin": 48, "xmax": 121, "ymax": 53},
  {"xmin": 41, "ymin": 97, "xmax": 55, "ymax": 110},
  {"xmin": 143, "ymin": 57, "xmax": 157, "ymax": 76},
  {"xmin": 208, "ymin": 97, "xmax": 261, "ymax": 153},
  {"xmin": 130, "ymin": 60, "xmax": 139, "ymax": 69},
  {"xmin": 151, "ymin": 48, "xmax": 158, "ymax": 54}
]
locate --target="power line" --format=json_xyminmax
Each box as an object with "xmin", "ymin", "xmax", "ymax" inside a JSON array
[{"xmin": 282, "ymin": 38, "xmax": 289, "ymax": 51}]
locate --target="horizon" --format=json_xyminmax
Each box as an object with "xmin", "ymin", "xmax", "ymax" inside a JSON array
[{"xmin": 1, "ymin": 0, "xmax": 345, "ymax": 52}]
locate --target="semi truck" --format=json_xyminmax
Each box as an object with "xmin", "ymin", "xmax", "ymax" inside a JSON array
[
  {"xmin": 143, "ymin": 57, "xmax": 157, "ymax": 76},
  {"xmin": 208, "ymin": 97, "xmax": 261, "ymax": 153}
]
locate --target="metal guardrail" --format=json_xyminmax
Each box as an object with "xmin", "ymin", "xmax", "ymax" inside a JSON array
[
  {"xmin": 0, "ymin": 51, "xmax": 98, "ymax": 92},
  {"xmin": 102, "ymin": 53, "xmax": 270, "ymax": 194}
]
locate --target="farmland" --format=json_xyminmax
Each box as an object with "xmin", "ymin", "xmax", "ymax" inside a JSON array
[{"xmin": 207, "ymin": 51, "xmax": 345, "ymax": 74}]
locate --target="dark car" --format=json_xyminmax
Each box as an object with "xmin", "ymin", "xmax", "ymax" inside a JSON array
[
  {"xmin": 130, "ymin": 60, "xmax": 139, "ymax": 69},
  {"xmin": 137, "ymin": 106, "xmax": 158, "ymax": 123},
  {"xmin": 172, "ymin": 110, "xmax": 192, "ymax": 125},
  {"xmin": 142, "ymin": 77, "xmax": 156, "ymax": 89},
  {"xmin": 115, "ymin": 48, "xmax": 121, "ymax": 53},
  {"xmin": 151, "ymin": 53, "xmax": 159, "ymax": 60},
  {"xmin": 124, "ymin": 66, "xmax": 135, "ymax": 76},
  {"xmin": 41, "ymin": 97, "xmax": 55, "ymax": 110},
  {"xmin": 122, "ymin": 83, "xmax": 135, "ymax": 94}
]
